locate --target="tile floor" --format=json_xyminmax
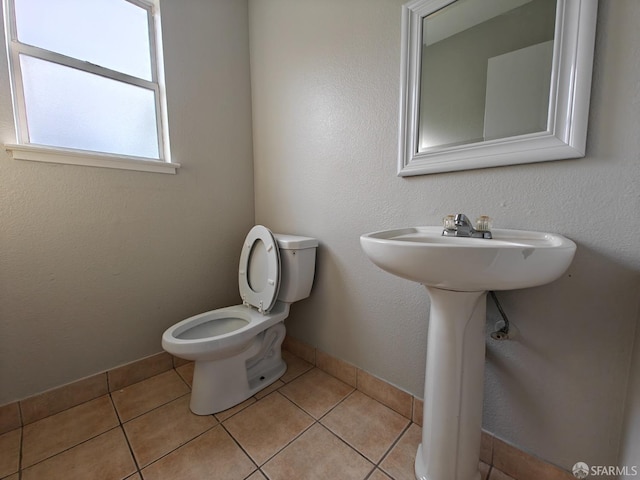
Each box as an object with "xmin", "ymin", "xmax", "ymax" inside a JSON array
[{"xmin": 1, "ymin": 351, "xmax": 511, "ymax": 480}]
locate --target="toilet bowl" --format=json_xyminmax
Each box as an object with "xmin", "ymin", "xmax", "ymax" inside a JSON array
[{"xmin": 162, "ymin": 225, "xmax": 317, "ymax": 415}]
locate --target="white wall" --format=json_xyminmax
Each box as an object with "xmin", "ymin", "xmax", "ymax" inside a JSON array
[
  {"xmin": 620, "ymin": 301, "xmax": 640, "ymax": 470},
  {"xmin": 249, "ymin": 0, "xmax": 640, "ymax": 472},
  {"xmin": 0, "ymin": 0, "xmax": 255, "ymax": 403}
]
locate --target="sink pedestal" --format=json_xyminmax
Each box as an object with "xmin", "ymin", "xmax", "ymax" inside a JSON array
[{"xmin": 416, "ymin": 287, "xmax": 487, "ymax": 480}]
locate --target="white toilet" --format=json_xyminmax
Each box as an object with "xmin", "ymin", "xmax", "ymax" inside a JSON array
[{"xmin": 162, "ymin": 225, "xmax": 318, "ymax": 415}]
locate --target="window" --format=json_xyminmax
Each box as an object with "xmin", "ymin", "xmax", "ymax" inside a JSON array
[{"xmin": 3, "ymin": 0, "xmax": 178, "ymax": 173}]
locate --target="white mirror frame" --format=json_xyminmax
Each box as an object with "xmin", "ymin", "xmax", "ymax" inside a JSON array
[{"xmin": 398, "ymin": 0, "xmax": 598, "ymax": 176}]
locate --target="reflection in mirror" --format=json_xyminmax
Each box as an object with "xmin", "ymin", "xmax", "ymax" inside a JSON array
[
  {"xmin": 398, "ymin": 0, "xmax": 598, "ymax": 176},
  {"xmin": 419, "ymin": 0, "xmax": 556, "ymax": 151}
]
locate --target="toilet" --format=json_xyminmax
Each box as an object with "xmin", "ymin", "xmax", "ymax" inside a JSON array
[{"xmin": 162, "ymin": 225, "xmax": 318, "ymax": 415}]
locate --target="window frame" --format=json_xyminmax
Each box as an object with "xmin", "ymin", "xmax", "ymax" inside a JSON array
[{"xmin": 2, "ymin": 0, "xmax": 179, "ymax": 174}]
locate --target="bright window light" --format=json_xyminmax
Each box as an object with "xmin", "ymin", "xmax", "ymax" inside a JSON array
[{"xmin": 3, "ymin": 0, "xmax": 174, "ymax": 171}]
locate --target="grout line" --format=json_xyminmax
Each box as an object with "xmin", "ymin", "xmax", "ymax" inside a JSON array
[
  {"xmin": 120, "ymin": 427, "xmax": 143, "ymax": 478},
  {"xmin": 317, "ymin": 421, "xmax": 378, "ymax": 472},
  {"xmin": 249, "ymin": 391, "xmax": 317, "ymax": 467},
  {"xmin": 240, "ymin": 375, "xmax": 366, "ymax": 471},
  {"xmin": 18, "ymin": 423, "xmax": 24, "ymax": 480},
  {"xmin": 117, "ymin": 391, "xmax": 193, "ymax": 425},
  {"xmin": 113, "ymin": 368, "xmax": 220, "ymax": 476},
  {"xmin": 19, "ymin": 425, "xmax": 123, "ymax": 473},
  {"xmin": 316, "ymin": 387, "xmax": 358, "ymax": 422},
  {"xmin": 214, "ymin": 399, "xmax": 258, "ymax": 424},
  {"xmin": 219, "ymin": 420, "xmax": 263, "ymax": 470},
  {"xmin": 256, "ymin": 419, "xmax": 317, "ymax": 469},
  {"xmin": 136, "ymin": 423, "xmax": 220, "ymax": 473},
  {"xmin": 117, "ymin": 402, "xmax": 143, "ymax": 475},
  {"xmin": 274, "ymin": 367, "xmax": 417, "ymax": 478},
  {"xmin": 174, "ymin": 366, "xmax": 192, "ymax": 390},
  {"xmin": 363, "ymin": 466, "xmax": 384, "ymax": 480},
  {"xmin": 220, "ymin": 380, "xmax": 357, "ymax": 473},
  {"xmin": 109, "ymin": 391, "xmax": 126, "ymax": 426},
  {"xmin": 375, "ymin": 420, "xmax": 413, "ymax": 471},
  {"xmin": 278, "ymin": 378, "xmax": 356, "ymax": 422},
  {"xmin": 241, "ymin": 469, "xmax": 263, "ymax": 480},
  {"xmin": 110, "ymin": 373, "xmax": 190, "ymax": 424},
  {"xmin": 17, "ymin": 401, "xmax": 24, "ymax": 430},
  {"xmin": 318, "ymin": 422, "xmax": 378, "ymax": 479}
]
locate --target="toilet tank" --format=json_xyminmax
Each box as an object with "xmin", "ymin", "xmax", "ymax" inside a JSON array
[{"xmin": 274, "ymin": 234, "xmax": 318, "ymax": 303}]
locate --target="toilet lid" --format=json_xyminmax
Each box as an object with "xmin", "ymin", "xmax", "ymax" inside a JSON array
[{"xmin": 238, "ymin": 225, "xmax": 281, "ymax": 314}]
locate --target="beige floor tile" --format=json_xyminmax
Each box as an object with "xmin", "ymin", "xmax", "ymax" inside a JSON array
[
  {"xmin": 214, "ymin": 397, "xmax": 256, "ymax": 423},
  {"xmin": 142, "ymin": 425, "xmax": 256, "ymax": 480},
  {"xmin": 279, "ymin": 368, "xmax": 354, "ymax": 419},
  {"xmin": 280, "ymin": 350, "xmax": 313, "ymax": 383},
  {"xmin": 262, "ymin": 423, "xmax": 373, "ymax": 480},
  {"xmin": 111, "ymin": 370, "xmax": 190, "ymax": 422},
  {"xmin": 21, "ymin": 428, "xmax": 136, "ymax": 480},
  {"xmin": 480, "ymin": 461, "xmax": 491, "ymax": 480},
  {"xmin": 379, "ymin": 423, "xmax": 421, "ymax": 480},
  {"xmin": 124, "ymin": 394, "xmax": 218, "ymax": 467},
  {"xmin": 22, "ymin": 395, "xmax": 119, "ymax": 468},
  {"xmin": 321, "ymin": 391, "xmax": 409, "ymax": 463},
  {"xmin": 254, "ymin": 379, "xmax": 284, "ymax": 399},
  {"xmin": 175, "ymin": 362, "xmax": 194, "ymax": 387},
  {"xmin": 368, "ymin": 469, "xmax": 393, "ymax": 480},
  {"xmin": 2, "ymin": 474, "xmax": 19, "ymax": 480},
  {"xmin": 0, "ymin": 429, "xmax": 21, "ymax": 478},
  {"xmin": 245, "ymin": 471, "xmax": 268, "ymax": 480},
  {"xmin": 126, "ymin": 474, "xmax": 142, "ymax": 480},
  {"xmin": 223, "ymin": 392, "xmax": 314, "ymax": 465}
]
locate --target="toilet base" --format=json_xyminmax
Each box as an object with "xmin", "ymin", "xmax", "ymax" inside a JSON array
[{"xmin": 189, "ymin": 323, "xmax": 287, "ymax": 415}]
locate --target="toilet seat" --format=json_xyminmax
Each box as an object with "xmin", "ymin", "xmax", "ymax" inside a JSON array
[{"xmin": 238, "ymin": 225, "xmax": 281, "ymax": 314}]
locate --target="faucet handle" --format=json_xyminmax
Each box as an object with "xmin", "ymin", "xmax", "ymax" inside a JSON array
[
  {"xmin": 475, "ymin": 215, "xmax": 492, "ymax": 232},
  {"xmin": 443, "ymin": 214, "xmax": 456, "ymax": 230}
]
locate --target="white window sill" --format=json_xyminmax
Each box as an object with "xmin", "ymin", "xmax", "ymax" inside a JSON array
[{"xmin": 4, "ymin": 144, "xmax": 180, "ymax": 174}]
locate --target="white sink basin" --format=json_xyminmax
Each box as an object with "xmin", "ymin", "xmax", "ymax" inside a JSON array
[{"xmin": 360, "ymin": 226, "xmax": 576, "ymax": 291}]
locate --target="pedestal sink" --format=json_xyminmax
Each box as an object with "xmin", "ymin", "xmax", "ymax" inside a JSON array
[{"xmin": 360, "ymin": 226, "xmax": 576, "ymax": 480}]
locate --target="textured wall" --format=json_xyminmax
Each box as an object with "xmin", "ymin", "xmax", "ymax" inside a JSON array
[
  {"xmin": 620, "ymin": 304, "xmax": 640, "ymax": 469},
  {"xmin": 0, "ymin": 0, "xmax": 255, "ymax": 403},
  {"xmin": 249, "ymin": 0, "xmax": 640, "ymax": 471}
]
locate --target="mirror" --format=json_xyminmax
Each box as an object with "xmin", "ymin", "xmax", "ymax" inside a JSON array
[{"xmin": 398, "ymin": 0, "xmax": 598, "ymax": 176}]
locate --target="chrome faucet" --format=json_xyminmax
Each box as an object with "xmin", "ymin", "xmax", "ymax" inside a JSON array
[{"xmin": 442, "ymin": 214, "xmax": 492, "ymax": 239}]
